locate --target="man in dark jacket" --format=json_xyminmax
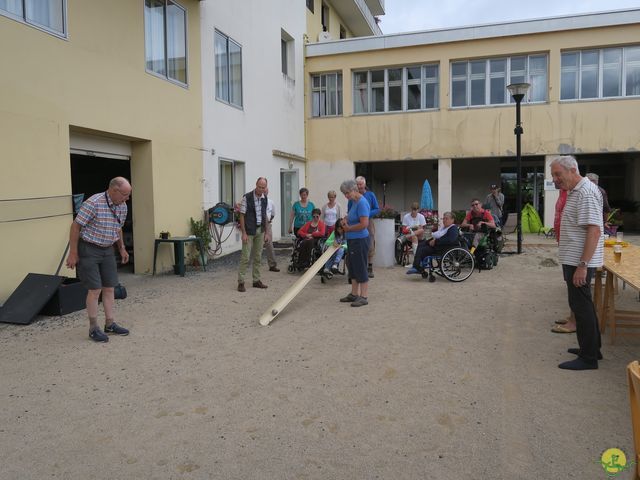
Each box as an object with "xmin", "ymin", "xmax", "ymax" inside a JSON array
[
  {"xmin": 237, "ymin": 177, "xmax": 269, "ymax": 292},
  {"xmin": 407, "ymin": 211, "xmax": 459, "ymax": 274}
]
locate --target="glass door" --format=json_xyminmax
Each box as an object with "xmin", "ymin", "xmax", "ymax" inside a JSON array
[{"xmin": 280, "ymin": 169, "xmax": 299, "ymax": 237}]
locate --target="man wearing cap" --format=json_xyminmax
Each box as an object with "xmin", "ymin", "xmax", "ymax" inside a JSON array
[{"xmin": 484, "ymin": 184, "xmax": 504, "ymax": 227}]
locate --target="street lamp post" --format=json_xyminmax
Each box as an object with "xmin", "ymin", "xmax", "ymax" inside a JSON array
[{"xmin": 506, "ymin": 82, "xmax": 530, "ymax": 255}]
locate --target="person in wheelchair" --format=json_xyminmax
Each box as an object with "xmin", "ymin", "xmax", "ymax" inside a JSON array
[
  {"xmin": 294, "ymin": 208, "xmax": 326, "ymax": 268},
  {"xmin": 407, "ymin": 212, "xmax": 459, "ymax": 275},
  {"xmin": 399, "ymin": 202, "xmax": 427, "ymax": 255},
  {"xmin": 460, "ymin": 198, "xmax": 496, "ymax": 249},
  {"xmin": 322, "ymin": 218, "xmax": 347, "ymax": 278}
]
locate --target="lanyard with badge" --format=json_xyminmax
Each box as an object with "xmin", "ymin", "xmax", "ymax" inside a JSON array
[{"xmin": 105, "ymin": 193, "xmax": 124, "ymax": 227}]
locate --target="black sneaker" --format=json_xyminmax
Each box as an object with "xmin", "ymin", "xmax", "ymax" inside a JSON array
[
  {"xmin": 104, "ymin": 322, "xmax": 129, "ymax": 336},
  {"xmin": 89, "ymin": 327, "xmax": 109, "ymax": 343},
  {"xmin": 331, "ymin": 265, "xmax": 340, "ymax": 274},
  {"xmin": 351, "ymin": 297, "xmax": 368, "ymax": 307},
  {"xmin": 340, "ymin": 293, "xmax": 358, "ymax": 303}
]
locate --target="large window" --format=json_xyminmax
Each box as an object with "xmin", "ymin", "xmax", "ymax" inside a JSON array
[
  {"xmin": 451, "ymin": 54, "xmax": 548, "ymax": 107},
  {"xmin": 0, "ymin": 0, "xmax": 66, "ymax": 36},
  {"xmin": 311, "ymin": 72, "xmax": 342, "ymax": 117},
  {"xmin": 215, "ymin": 30, "xmax": 243, "ymax": 108},
  {"xmin": 561, "ymin": 45, "xmax": 640, "ymax": 100},
  {"xmin": 144, "ymin": 0, "xmax": 187, "ymax": 85},
  {"xmin": 219, "ymin": 159, "xmax": 245, "ymax": 205},
  {"xmin": 353, "ymin": 64, "xmax": 439, "ymax": 114}
]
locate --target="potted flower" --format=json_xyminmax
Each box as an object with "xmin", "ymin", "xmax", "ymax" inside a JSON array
[
  {"xmin": 604, "ymin": 208, "xmax": 623, "ymax": 236},
  {"xmin": 420, "ymin": 209, "xmax": 439, "ymax": 232},
  {"xmin": 189, "ymin": 217, "xmax": 212, "ymax": 265}
]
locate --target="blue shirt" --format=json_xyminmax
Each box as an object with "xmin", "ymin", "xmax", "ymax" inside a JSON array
[
  {"xmin": 292, "ymin": 201, "xmax": 315, "ymax": 228},
  {"xmin": 348, "ymin": 189, "xmax": 380, "ymax": 217},
  {"xmin": 346, "ymin": 197, "xmax": 370, "ymax": 240}
]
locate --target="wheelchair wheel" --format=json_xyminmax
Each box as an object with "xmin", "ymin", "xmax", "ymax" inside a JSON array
[
  {"xmin": 440, "ymin": 247, "xmax": 475, "ymax": 282},
  {"xmin": 395, "ymin": 238, "xmax": 406, "ymax": 265}
]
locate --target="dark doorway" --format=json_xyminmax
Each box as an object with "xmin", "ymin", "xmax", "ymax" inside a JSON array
[{"xmin": 70, "ymin": 153, "xmax": 134, "ymax": 269}]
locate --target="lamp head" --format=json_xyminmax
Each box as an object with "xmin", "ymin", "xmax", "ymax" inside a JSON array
[{"xmin": 507, "ymin": 82, "xmax": 531, "ymax": 102}]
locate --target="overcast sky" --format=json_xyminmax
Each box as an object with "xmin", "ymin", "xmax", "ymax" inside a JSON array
[{"xmin": 379, "ymin": 0, "xmax": 640, "ymax": 34}]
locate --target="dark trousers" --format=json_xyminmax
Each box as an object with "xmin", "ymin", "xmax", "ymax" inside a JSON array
[
  {"xmin": 562, "ymin": 265, "xmax": 601, "ymax": 362},
  {"xmin": 413, "ymin": 240, "xmax": 434, "ymax": 270}
]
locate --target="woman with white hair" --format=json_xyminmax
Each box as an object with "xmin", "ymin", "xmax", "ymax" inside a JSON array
[{"xmin": 339, "ymin": 179, "xmax": 370, "ymax": 307}]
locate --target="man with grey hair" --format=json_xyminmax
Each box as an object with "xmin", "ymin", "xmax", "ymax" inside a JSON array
[
  {"xmin": 349, "ymin": 176, "xmax": 379, "ymax": 277},
  {"xmin": 66, "ymin": 177, "xmax": 131, "ymax": 342},
  {"xmin": 550, "ymin": 155, "xmax": 604, "ymax": 370},
  {"xmin": 586, "ymin": 172, "xmax": 611, "ymax": 225}
]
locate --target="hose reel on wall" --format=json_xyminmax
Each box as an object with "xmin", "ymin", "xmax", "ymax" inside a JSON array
[{"xmin": 206, "ymin": 202, "xmax": 236, "ymax": 256}]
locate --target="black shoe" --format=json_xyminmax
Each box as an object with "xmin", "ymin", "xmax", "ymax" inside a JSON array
[
  {"xmin": 558, "ymin": 358, "xmax": 598, "ymax": 370},
  {"xmin": 330, "ymin": 265, "xmax": 340, "ymax": 274},
  {"xmin": 104, "ymin": 322, "xmax": 129, "ymax": 336},
  {"xmin": 340, "ymin": 293, "xmax": 358, "ymax": 303},
  {"xmin": 567, "ymin": 348, "xmax": 603, "ymax": 360},
  {"xmin": 269, "ymin": 266, "xmax": 280, "ymax": 272},
  {"xmin": 89, "ymin": 327, "xmax": 109, "ymax": 343}
]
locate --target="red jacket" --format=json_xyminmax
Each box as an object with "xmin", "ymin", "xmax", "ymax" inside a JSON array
[{"xmin": 297, "ymin": 220, "xmax": 326, "ymax": 238}]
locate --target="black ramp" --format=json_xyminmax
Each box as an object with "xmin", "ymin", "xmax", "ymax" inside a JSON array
[{"xmin": 0, "ymin": 274, "xmax": 64, "ymax": 325}]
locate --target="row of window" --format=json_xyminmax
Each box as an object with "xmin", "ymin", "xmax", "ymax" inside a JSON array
[
  {"xmin": 5, "ymin": 2, "xmax": 640, "ymax": 112},
  {"xmin": 0, "ymin": 0, "xmax": 66, "ymax": 36},
  {"xmin": 561, "ymin": 46, "xmax": 640, "ymax": 99},
  {"xmin": 312, "ymin": 46, "xmax": 640, "ymax": 117}
]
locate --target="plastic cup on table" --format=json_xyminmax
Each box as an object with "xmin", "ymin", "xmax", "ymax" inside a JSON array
[
  {"xmin": 613, "ymin": 244, "xmax": 622, "ymax": 264},
  {"xmin": 616, "ymin": 231, "xmax": 624, "ymax": 243}
]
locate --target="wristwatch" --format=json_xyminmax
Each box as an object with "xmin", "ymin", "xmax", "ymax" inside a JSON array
[{"xmin": 577, "ymin": 261, "xmax": 588, "ymax": 268}]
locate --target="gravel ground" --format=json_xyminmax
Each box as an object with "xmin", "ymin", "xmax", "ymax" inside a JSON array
[{"xmin": 1, "ymin": 236, "xmax": 639, "ymax": 480}]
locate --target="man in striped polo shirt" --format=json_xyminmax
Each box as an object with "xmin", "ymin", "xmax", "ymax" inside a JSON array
[
  {"xmin": 66, "ymin": 177, "xmax": 132, "ymax": 342},
  {"xmin": 551, "ymin": 156, "xmax": 604, "ymax": 370}
]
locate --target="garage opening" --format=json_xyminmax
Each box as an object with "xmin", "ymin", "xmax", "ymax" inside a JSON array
[{"xmin": 69, "ymin": 151, "xmax": 134, "ymax": 271}]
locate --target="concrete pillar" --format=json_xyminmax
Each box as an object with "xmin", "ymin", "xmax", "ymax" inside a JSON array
[
  {"xmin": 438, "ymin": 158, "xmax": 452, "ymax": 213},
  {"xmin": 543, "ymin": 155, "xmax": 559, "ymax": 228}
]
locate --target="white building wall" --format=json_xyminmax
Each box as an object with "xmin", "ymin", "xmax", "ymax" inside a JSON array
[{"xmin": 201, "ymin": 0, "xmax": 306, "ymax": 253}]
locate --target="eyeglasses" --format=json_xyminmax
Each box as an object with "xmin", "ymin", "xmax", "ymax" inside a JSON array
[
  {"xmin": 471, "ymin": 202, "xmax": 480, "ymax": 206},
  {"xmin": 312, "ymin": 214, "xmax": 320, "ymax": 218}
]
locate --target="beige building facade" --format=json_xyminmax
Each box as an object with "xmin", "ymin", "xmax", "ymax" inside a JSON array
[
  {"xmin": 305, "ymin": 9, "xmax": 640, "ymax": 228},
  {"xmin": 0, "ymin": 0, "xmax": 204, "ymax": 301}
]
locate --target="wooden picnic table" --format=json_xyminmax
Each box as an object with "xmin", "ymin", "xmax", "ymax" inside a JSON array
[{"xmin": 596, "ymin": 243, "xmax": 640, "ymax": 344}]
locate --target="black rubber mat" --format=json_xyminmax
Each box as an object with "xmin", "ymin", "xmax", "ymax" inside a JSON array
[{"xmin": 0, "ymin": 274, "xmax": 64, "ymax": 324}]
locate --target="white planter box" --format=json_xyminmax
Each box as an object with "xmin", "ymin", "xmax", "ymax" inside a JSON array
[{"xmin": 372, "ymin": 218, "xmax": 395, "ymax": 268}]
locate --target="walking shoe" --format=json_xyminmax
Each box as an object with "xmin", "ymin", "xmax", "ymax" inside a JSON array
[
  {"xmin": 237, "ymin": 282, "xmax": 246, "ymax": 292},
  {"xmin": 104, "ymin": 322, "xmax": 129, "ymax": 336},
  {"xmin": 323, "ymin": 267, "xmax": 331, "ymax": 276},
  {"xmin": 253, "ymin": 280, "xmax": 268, "ymax": 289},
  {"xmin": 331, "ymin": 265, "xmax": 340, "ymax": 274},
  {"xmin": 567, "ymin": 348, "xmax": 603, "ymax": 360},
  {"xmin": 351, "ymin": 297, "xmax": 368, "ymax": 307},
  {"xmin": 406, "ymin": 267, "xmax": 419, "ymax": 275},
  {"xmin": 340, "ymin": 293, "xmax": 358, "ymax": 303},
  {"xmin": 558, "ymin": 358, "xmax": 598, "ymax": 370},
  {"xmin": 89, "ymin": 327, "xmax": 109, "ymax": 343},
  {"xmin": 269, "ymin": 266, "xmax": 280, "ymax": 272}
]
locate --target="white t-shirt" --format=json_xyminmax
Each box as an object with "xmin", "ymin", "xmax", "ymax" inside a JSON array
[
  {"xmin": 266, "ymin": 198, "xmax": 275, "ymax": 221},
  {"xmin": 558, "ymin": 177, "xmax": 604, "ymax": 267},
  {"xmin": 322, "ymin": 204, "xmax": 340, "ymax": 227},
  {"xmin": 402, "ymin": 212, "xmax": 426, "ymax": 229}
]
